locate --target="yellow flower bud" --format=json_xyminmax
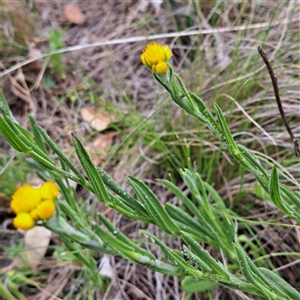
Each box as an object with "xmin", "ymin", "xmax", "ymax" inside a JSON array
[
  {"xmin": 141, "ymin": 42, "xmax": 172, "ymax": 74},
  {"xmin": 11, "ymin": 185, "xmax": 41, "ymax": 214},
  {"xmin": 39, "ymin": 182, "xmax": 59, "ymax": 201},
  {"xmin": 30, "ymin": 200, "xmax": 55, "ymax": 220},
  {"xmin": 154, "ymin": 61, "xmax": 169, "ymax": 74},
  {"xmin": 13, "ymin": 212, "xmax": 35, "ymax": 230},
  {"xmin": 10, "ymin": 181, "xmax": 58, "ymax": 230}
]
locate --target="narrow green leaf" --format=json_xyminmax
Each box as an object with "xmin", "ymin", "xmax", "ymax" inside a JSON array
[
  {"xmin": 269, "ymin": 167, "xmax": 299, "ymax": 222},
  {"xmin": 55, "ymin": 178, "xmax": 79, "ymax": 211},
  {"xmin": 180, "ymin": 169, "xmax": 202, "ymax": 202},
  {"xmin": 141, "ymin": 230, "xmax": 201, "ymax": 279},
  {"xmin": 72, "ymin": 134, "xmax": 109, "ymax": 204},
  {"xmin": 59, "ymin": 201, "xmax": 88, "ymax": 229},
  {"xmin": 269, "ymin": 167, "xmax": 285, "ymax": 210},
  {"xmin": 28, "ymin": 115, "xmax": 47, "ymax": 154},
  {"xmin": 281, "ymin": 184, "xmax": 300, "ymax": 210},
  {"xmin": 182, "ymin": 276, "xmax": 220, "ymax": 293},
  {"xmin": 93, "ymin": 222, "xmax": 142, "ymax": 261},
  {"xmin": 0, "ymin": 116, "xmax": 24, "ymax": 151},
  {"xmin": 165, "ymin": 203, "xmax": 215, "ymax": 240},
  {"xmin": 237, "ymin": 145, "xmax": 269, "ymax": 179},
  {"xmin": 128, "ymin": 176, "xmax": 179, "ymax": 235},
  {"xmin": 97, "ymin": 213, "xmax": 156, "ymax": 260},
  {"xmin": 160, "ymin": 178, "xmax": 212, "ymax": 229},
  {"xmin": 4, "ymin": 116, "xmax": 53, "ymax": 163},
  {"xmin": 107, "ymin": 193, "xmax": 152, "ymax": 222},
  {"xmin": 45, "ymin": 214, "xmax": 109, "ymax": 253},
  {"xmin": 260, "ymin": 268, "xmax": 300, "ymax": 299},
  {"xmin": 234, "ymin": 243, "xmax": 284, "ymax": 298},
  {"xmin": 202, "ymin": 182, "xmax": 226, "ymax": 211},
  {"xmin": 189, "ymin": 92, "xmax": 221, "ymax": 137},
  {"xmin": 0, "ymin": 89, "xmax": 16, "ymax": 121},
  {"xmin": 172, "ymin": 219, "xmax": 218, "ymax": 247},
  {"xmin": 0, "ymin": 281, "xmax": 17, "ymax": 300},
  {"xmin": 181, "ymin": 232, "xmax": 231, "ymax": 280},
  {"xmin": 244, "ymin": 253, "xmax": 288, "ymax": 298},
  {"xmin": 253, "ymin": 184, "xmax": 271, "ymax": 201},
  {"xmin": 99, "ymin": 169, "xmax": 149, "ymax": 217},
  {"xmin": 37, "ymin": 125, "xmax": 86, "ymax": 184},
  {"xmin": 61, "ymin": 237, "xmax": 91, "ymax": 267},
  {"xmin": 182, "ymin": 245, "xmax": 212, "ymax": 273},
  {"xmin": 214, "ymin": 103, "xmax": 239, "ymax": 153}
]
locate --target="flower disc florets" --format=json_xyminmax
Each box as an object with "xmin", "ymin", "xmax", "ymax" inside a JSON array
[
  {"xmin": 11, "ymin": 182, "xmax": 58, "ymax": 230},
  {"xmin": 140, "ymin": 42, "xmax": 172, "ymax": 74}
]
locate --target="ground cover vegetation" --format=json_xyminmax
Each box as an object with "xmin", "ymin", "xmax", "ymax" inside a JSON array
[{"xmin": 0, "ymin": 1, "xmax": 299, "ymax": 299}]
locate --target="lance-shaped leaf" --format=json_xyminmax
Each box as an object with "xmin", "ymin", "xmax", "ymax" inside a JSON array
[
  {"xmin": 234, "ymin": 243, "xmax": 288, "ymax": 299},
  {"xmin": 140, "ymin": 230, "xmax": 201, "ymax": 279},
  {"xmin": 61, "ymin": 237, "xmax": 91, "ymax": 267},
  {"xmin": 45, "ymin": 214, "xmax": 113, "ymax": 253},
  {"xmin": 72, "ymin": 134, "xmax": 109, "ymax": 204},
  {"xmin": 202, "ymin": 181, "xmax": 226, "ymax": 211},
  {"xmin": 28, "ymin": 115, "xmax": 47, "ymax": 154},
  {"xmin": 214, "ymin": 103, "xmax": 239, "ymax": 153},
  {"xmin": 237, "ymin": 145, "xmax": 269, "ymax": 179},
  {"xmin": 93, "ymin": 222, "xmax": 166, "ymax": 273},
  {"xmin": 99, "ymin": 169, "xmax": 150, "ymax": 218},
  {"xmin": 0, "ymin": 280, "xmax": 17, "ymax": 300},
  {"xmin": 97, "ymin": 213, "xmax": 156, "ymax": 260},
  {"xmin": 4, "ymin": 115, "xmax": 55, "ymax": 164},
  {"xmin": 107, "ymin": 192, "xmax": 153, "ymax": 223},
  {"xmin": 281, "ymin": 184, "xmax": 300, "ymax": 210},
  {"xmin": 182, "ymin": 245, "xmax": 212, "ymax": 273},
  {"xmin": 269, "ymin": 167, "xmax": 300, "ymax": 221},
  {"xmin": 128, "ymin": 176, "xmax": 179, "ymax": 235},
  {"xmin": 59, "ymin": 200, "xmax": 88, "ymax": 229},
  {"xmin": 182, "ymin": 276, "xmax": 220, "ymax": 293},
  {"xmin": 165, "ymin": 203, "xmax": 215, "ymax": 241},
  {"xmin": 189, "ymin": 92, "xmax": 221, "ymax": 137},
  {"xmin": 37, "ymin": 125, "xmax": 86, "ymax": 185},
  {"xmin": 181, "ymin": 232, "xmax": 230, "ymax": 280},
  {"xmin": 160, "ymin": 178, "xmax": 213, "ymax": 229},
  {"xmin": 259, "ymin": 268, "xmax": 300, "ymax": 299},
  {"xmin": 0, "ymin": 116, "xmax": 25, "ymax": 152},
  {"xmin": 0, "ymin": 89, "xmax": 14, "ymax": 119}
]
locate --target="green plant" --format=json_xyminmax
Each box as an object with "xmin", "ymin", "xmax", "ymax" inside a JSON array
[
  {"xmin": 0, "ymin": 39, "xmax": 299, "ymax": 299},
  {"xmin": 48, "ymin": 28, "xmax": 66, "ymax": 80}
]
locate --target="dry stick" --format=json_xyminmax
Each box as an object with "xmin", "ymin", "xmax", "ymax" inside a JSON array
[{"xmin": 257, "ymin": 46, "xmax": 300, "ymax": 157}]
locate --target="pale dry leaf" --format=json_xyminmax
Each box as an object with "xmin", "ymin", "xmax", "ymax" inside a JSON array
[
  {"xmin": 64, "ymin": 4, "xmax": 85, "ymax": 24},
  {"xmin": 90, "ymin": 132, "xmax": 115, "ymax": 149},
  {"xmin": 99, "ymin": 255, "xmax": 114, "ymax": 279},
  {"xmin": 13, "ymin": 227, "xmax": 52, "ymax": 269},
  {"xmin": 80, "ymin": 108, "xmax": 116, "ymax": 131}
]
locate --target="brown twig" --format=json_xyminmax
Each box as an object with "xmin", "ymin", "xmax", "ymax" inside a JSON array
[{"xmin": 258, "ymin": 46, "xmax": 300, "ymax": 157}]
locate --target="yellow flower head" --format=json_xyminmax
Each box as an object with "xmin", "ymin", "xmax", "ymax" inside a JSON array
[
  {"xmin": 30, "ymin": 200, "xmax": 55, "ymax": 220},
  {"xmin": 141, "ymin": 42, "xmax": 172, "ymax": 74},
  {"xmin": 11, "ymin": 184, "xmax": 41, "ymax": 214},
  {"xmin": 11, "ymin": 182, "xmax": 58, "ymax": 230},
  {"xmin": 13, "ymin": 212, "xmax": 35, "ymax": 231},
  {"xmin": 39, "ymin": 182, "xmax": 59, "ymax": 201}
]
